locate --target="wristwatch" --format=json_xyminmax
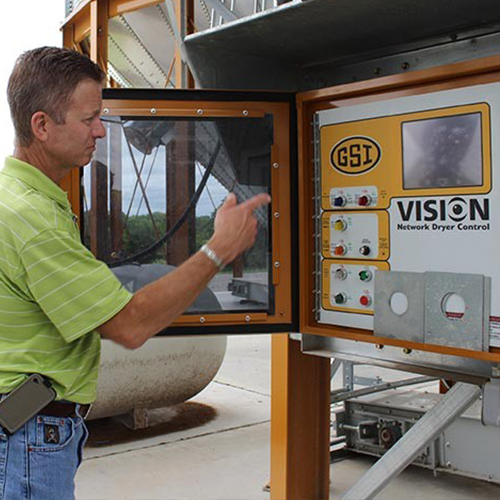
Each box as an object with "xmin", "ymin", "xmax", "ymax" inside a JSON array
[{"xmin": 200, "ymin": 244, "xmax": 225, "ymax": 271}]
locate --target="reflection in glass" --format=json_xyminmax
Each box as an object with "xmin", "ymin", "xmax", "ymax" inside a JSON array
[
  {"xmin": 82, "ymin": 115, "xmax": 273, "ymax": 314},
  {"xmin": 402, "ymin": 113, "xmax": 483, "ymax": 189}
]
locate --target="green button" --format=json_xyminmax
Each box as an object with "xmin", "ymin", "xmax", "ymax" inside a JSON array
[{"xmin": 359, "ymin": 270, "xmax": 372, "ymax": 282}]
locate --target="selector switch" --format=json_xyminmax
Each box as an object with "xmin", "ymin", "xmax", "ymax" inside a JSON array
[
  {"xmin": 334, "ymin": 267, "xmax": 348, "ymax": 280},
  {"xmin": 357, "ymin": 194, "xmax": 372, "ymax": 207},
  {"xmin": 334, "ymin": 195, "xmax": 346, "ymax": 207},
  {"xmin": 359, "ymin": 294, "xmax": 372, "ymax": 307},
  {"xmin": 358, "ymin": 269, "xmax": 373, "ymax": 282},
  {"xmin": 334, "ymin": 218, "xmax": 347, "ymax": 231},
  {"xmin": 334, "ymin": 244, "xmax": 347, "ymax": 256},
  {"xmin": 359, "ymin": 245, "xmax": 371, "ymax": 256},
  {"xmin": 334, "ymin": 292, "xmax": 348, "ymax": 305}
]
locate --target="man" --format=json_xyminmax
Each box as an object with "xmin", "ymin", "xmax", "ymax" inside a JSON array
[{"xmin": 0, "ymin": 46, "xmax": 270, "ymax": 499}]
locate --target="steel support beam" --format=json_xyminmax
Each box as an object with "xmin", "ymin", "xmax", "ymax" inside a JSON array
[
  {"xmin": 203, "ymin": 0, "xmax": 238, "ymax": 23},
  {"xmin": 90, "ymin": 0, "xmax": 109, "ymax": 73},
  {"xmin": 343, "ymin": 360, "xmax": 354, "ymax": 391},
  {"xmin": 341, "ymin": 382, "xmax": 482, "ymax": 500},
  {"xmin": 166, "ymin": 122, "xmax": 196, "ymax": 265},
  {"xmin": 90, "ymin": 159, "xmax": 110, "ymax": 260},
  {"xmin": 164, "ymin": 0, "xmax": 195, "ymax": 88},
  {"xmin": 331, "ymin": 375, "xmax": 437, "ymax": 404},
  {"xmin": 271, "ymin": 335, "xmax": 330, "ymax": 500},
  {"xmin": 109, "ymin": 123, "xmax": 124, "ymax": 258}
]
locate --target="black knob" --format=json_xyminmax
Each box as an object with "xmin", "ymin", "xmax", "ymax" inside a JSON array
[{"xmin": 359, "ymin": 245, "xmax": 371, "ymax": 256}]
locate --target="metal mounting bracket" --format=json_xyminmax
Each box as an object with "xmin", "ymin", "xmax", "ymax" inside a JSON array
[
  {"xmin": 424, "ymin": 272, "xmax": 490, "ymax": 351},
  {"xmin": 374, "ymin": 271, "xmax": 424, "ymax": 343},
  {"xmin": 374, "ymin": 271, "xmax": 490, "ymax": 351}
]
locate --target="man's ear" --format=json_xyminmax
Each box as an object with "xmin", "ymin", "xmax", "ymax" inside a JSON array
[{"xmin": 31, "ymin": 111, "xmax": 51, "ymax": 142}]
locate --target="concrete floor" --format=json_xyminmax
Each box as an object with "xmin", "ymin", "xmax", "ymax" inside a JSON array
[{"xmin": 76, "ymin": 335, "xmax": 500, "ymax": 500}]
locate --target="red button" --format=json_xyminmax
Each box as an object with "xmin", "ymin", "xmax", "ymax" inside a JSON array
[
  {"xmin": 334, "ymin": 245, "xmax": 346, "ymax": 256},
  {"xmin": 358, "ymin": 195, "xmax": 371, "ymax": 207},
  {"xmin": 359, "ymin": 295, "xmax": 371, "ymax": 307}
]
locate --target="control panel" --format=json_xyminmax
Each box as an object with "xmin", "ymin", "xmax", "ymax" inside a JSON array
[
  {"xmin": 322, "ymin": 260, "xmax": 390, "ymax": 322},
  {"xmin": 315, "ymin": 82, "xmax": 500, "ymax": 347},
  {"xmin": 321, "ymin": 211, "xmax": 389, "ymax": 260},
  {"xmin": 330, "ymin": 186, "xmax": 379, "ymax": 210}
]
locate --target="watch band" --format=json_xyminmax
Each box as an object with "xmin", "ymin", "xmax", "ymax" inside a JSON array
[{"xmin": 200, "ymin": 244, "xmax": 225, "ymax": 271}]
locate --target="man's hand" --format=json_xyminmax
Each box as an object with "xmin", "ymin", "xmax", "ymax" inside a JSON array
[
  {"xmin": 97, "ymin": 191, "xmax": 271, "ymax": 349},
  {"xmin": 207, "ymin": 192, "xmax": 271, "ymax": 265}
]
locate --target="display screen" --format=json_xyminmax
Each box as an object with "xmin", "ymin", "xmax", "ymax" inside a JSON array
[
  {"xmin": 82, "ymin": 115, "xmax": 274, "ymax": 315},
  {"xmin": 402, "ymin": 112, "xmax": 483, "ymax": 189}
]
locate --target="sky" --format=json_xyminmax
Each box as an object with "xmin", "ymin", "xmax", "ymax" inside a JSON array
[{"xmin": 0, "ymin": 2, "xmax": 64, "ymax": 159}]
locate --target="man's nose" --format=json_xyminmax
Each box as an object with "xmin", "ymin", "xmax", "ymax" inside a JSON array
[{"xmin": 93, "ymin": 118, "xmax": 106, "ymax": 138}]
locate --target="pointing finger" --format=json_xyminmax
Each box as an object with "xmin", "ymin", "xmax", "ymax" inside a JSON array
[
  {"xmin": 239, "ymin": 193, "xmax": 271, "ymax": 213},
  {"xmin": 219, "ymin": 193, "xmax": 237, "ymax": 212}
]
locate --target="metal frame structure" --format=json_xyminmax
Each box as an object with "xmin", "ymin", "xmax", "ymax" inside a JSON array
[
  {"xmin": 341, "ymin": 383, "xmax": 482, "ymax": 500},
  {"xmin": 60, "ymin": 2, "xmax": 500, "ymax": 499}
]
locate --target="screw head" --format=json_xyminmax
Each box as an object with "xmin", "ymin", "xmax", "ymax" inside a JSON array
[
  {"xmin": 197, "ymin": 109, "xmax": 203, "ymax": 115},
  {"xmin": 242, "ymin": 110, "xmax": 249, "ymax": 116},
  {"xmin": 150, "ymin": 108, "xmax": 157, "ymax": 115},
  {"xmin": 245, "ymin": 315, "xmax": 251, "ymax": 322},
  {"xmin": 274, "ymin": 261, "xmax": 280, "ymax": 268},
  {"xmin": 375, "ymin": 344, "xmax": 384, "ymax": 350},
  {"xmin": 103, "ymin": 108, "xmax": 109, "ymax": 114},
  {"xmin": 200, "ymin": 317, "xmax": 206, "ymax": 323},
  {"xmin": 274, "ymin": 212, "xmax": 280, "ymax": 219},
  {"xmin": 403, "ymin": 348, "xmax": 412, "ymax": 355},
  {"xmin": 273, "ymin": 162, "xmax": 279, "ymax": 169}
]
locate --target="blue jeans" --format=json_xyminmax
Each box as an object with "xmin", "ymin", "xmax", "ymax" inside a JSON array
[{"xmin": 0, "ymin": 410, "xmax": 88, "ymax": 500}]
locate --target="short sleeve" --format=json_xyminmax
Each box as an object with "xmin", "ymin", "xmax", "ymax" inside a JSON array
[{"xmin": 20, "ymin": 229, "xmax": 133, "ymax": 342}]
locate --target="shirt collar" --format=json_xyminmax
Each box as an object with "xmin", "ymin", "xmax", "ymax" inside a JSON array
[{"xmin": 2, "ymin": 156, "xmax": 71, "ymax": 210}]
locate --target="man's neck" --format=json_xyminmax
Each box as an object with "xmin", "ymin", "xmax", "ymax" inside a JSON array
[{"xmin": 13, "ymin": 145, "xmax": 63, "ymax": 186}]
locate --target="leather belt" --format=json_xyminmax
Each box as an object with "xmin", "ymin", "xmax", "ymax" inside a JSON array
[{"xmin": 39, "ymin": 401, "xmax": 91, "ymax": 419}]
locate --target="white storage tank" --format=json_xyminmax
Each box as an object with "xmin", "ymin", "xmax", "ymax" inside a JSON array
[{"xmin": 88, "ymin": 264, "xmax": 226, "ymax": 420}]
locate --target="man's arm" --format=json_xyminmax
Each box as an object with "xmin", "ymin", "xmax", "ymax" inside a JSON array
[{"xmin": 96, "ymin": 193, "xmax": 271, "ymax": 349}]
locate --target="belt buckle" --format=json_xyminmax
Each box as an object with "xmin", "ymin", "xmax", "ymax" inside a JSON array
[{"xmin": 77, "ymin": 403, "xmax": 92, "ymax": 420}]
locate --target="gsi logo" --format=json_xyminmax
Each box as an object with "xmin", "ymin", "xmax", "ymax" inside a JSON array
[{"xmin": 330, "ymin": 136, "xmax": 381, "ymax": 175}]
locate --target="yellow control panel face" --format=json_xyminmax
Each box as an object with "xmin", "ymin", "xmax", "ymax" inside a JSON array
[{"xmin": 321, "ymin": 103, "xmax": 491, "ymax": 211}]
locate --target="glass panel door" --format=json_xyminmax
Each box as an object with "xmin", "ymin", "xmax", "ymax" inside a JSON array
[{"xmin": 82, "ymin": 90, "xmax": 295, "ymax": 333}]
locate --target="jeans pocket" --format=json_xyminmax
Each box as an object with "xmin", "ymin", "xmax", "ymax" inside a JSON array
[
  {"xmin": 28, "ymin": 416, "xmax": 84, "ymax": 500},
  {"xmin": 31, "ymin": 415, "xmax": 75, "ymax": 452}
]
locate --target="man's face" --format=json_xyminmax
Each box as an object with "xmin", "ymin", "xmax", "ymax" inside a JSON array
[{"xmin": 45, "ymin": 79, "xmax": 105, "ymax": 168}]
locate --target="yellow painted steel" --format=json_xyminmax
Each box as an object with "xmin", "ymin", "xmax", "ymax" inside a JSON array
[{"xmin": 320, "ymin": 102, "xmax": 492, "ymax": 211}]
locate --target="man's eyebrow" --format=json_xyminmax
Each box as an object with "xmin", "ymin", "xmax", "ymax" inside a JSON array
[{"xmin": 85, "ymin": 109, "xmax": 102, "ymax": 119}]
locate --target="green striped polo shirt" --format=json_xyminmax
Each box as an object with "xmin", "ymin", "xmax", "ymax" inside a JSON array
[{"xmin": 0, "ymin": 157, "xmax": 133, "ymax": 403}]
